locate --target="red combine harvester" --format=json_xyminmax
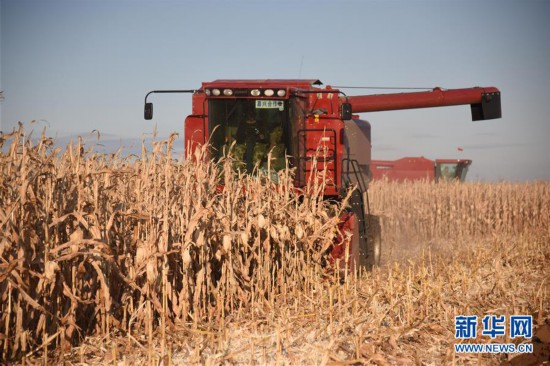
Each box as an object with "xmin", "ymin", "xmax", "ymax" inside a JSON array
[
  {"xmin": 371, "ymin": 157, "xmax": 472, "ymax": 182},
  {"xmin": 144, "ymin": 80, "xmax": 501, "ymax": 269}
]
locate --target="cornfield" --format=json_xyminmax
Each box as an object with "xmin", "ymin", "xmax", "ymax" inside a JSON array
[
  {"xmin": 1, "ymin": 125, "xmax": 549, "ymax": 365},
  {"xmin": 370, "ymin": 179, "xmax": 550, "ymax": 242}
]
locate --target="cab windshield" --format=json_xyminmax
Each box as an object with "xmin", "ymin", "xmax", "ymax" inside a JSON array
[
  {"xmin": 209, "ymin": 99, "xmax": 293, "ymax": 173},
  {"xmin": 436, "ymin": 163, "xmax": 462, "ymax": 180}
]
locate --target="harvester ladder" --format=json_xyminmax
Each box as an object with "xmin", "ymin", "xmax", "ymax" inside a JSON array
[{"xmin": 342, "ymin": 158, "xmax": 370, "ymax": 256}]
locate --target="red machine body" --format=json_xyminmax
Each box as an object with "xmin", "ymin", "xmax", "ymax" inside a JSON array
[
  {"xmin": 347, "ymin": 87, "xmax": 500, "ymax": 115},
  {"xmin": 181, "ymin": 80, "xmax": 499, "ymax": 196},
  {"xmin": 371, "ymin": 157, "xmax": 473, "ymax": 182},
  {"xmin": 145, "ymin": 79, "xmax": 501, "ymax": 269}
]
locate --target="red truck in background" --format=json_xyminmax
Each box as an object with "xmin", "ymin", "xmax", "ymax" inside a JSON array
[{"xmin": 371, "ymin": 157, "xmax": 472, "ymax": 182}]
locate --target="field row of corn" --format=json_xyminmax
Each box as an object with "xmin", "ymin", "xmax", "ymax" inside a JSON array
[
  {"xmin": 1, "ymin": 126, "xmax": 352, "ymax": 362},
  {"xmin": 1, "ymin": 126, "xmax": 549, "ymax": 364},
  {"xmin": 369, "ymin": 179, "xmax": 550, "ymax": 244}
]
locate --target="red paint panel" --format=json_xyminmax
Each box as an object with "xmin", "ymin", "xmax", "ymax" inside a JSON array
[
  {"xmin": 301, "ymin": 120, "xmax": 341, "ymax": 193},
  {"xmin": 184, "ymin": 115, "xmax": 205, "ymax": 159},
  {"xmin": 371, "ymin": 157, "xmax": 435, "ymax": 182}
]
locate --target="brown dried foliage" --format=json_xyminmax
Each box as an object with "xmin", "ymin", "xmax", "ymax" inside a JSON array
[
  {"xmin": 0, "ymin": 125, "xmax": 347, "ymax": 362},
  {"xmin": 1, "ymin": 125, "xmax": 549, "ymax": 365},
  {"xmin": 369, "ymin": 179, "xmax": 550, "ymax": 244}
]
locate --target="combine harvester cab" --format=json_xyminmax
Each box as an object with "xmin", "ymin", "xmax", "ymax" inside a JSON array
[
  {"xmin": 144, "ymin": 81, "xmax": 500, "ymax": 271},
  {"xmin": 435, "ymin": 159, "xmax": 472, "ymax": 182}
]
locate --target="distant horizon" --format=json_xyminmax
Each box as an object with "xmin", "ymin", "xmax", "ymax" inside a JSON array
[{"xmin": 0, "ymin": 122, "xmax": 543, "ymax": 183}]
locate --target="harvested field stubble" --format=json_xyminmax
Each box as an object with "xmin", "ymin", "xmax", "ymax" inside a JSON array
[{"xmin": 0, "ymin": 125, "xmax": 549, "ymax": 365}]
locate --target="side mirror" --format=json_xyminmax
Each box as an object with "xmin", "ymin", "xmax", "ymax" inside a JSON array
[
  {"xmin": 144, "ymin": 103, "xmax": 153, "ymax": 120},
  {"xmin": 341, "ymin": 102, "xmax": 352, "ymax": 120}
]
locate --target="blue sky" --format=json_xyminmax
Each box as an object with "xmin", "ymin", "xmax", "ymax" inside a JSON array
[{"xmin": 1, "ymin": 0, "xmax": 549, "ymax": 180}]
